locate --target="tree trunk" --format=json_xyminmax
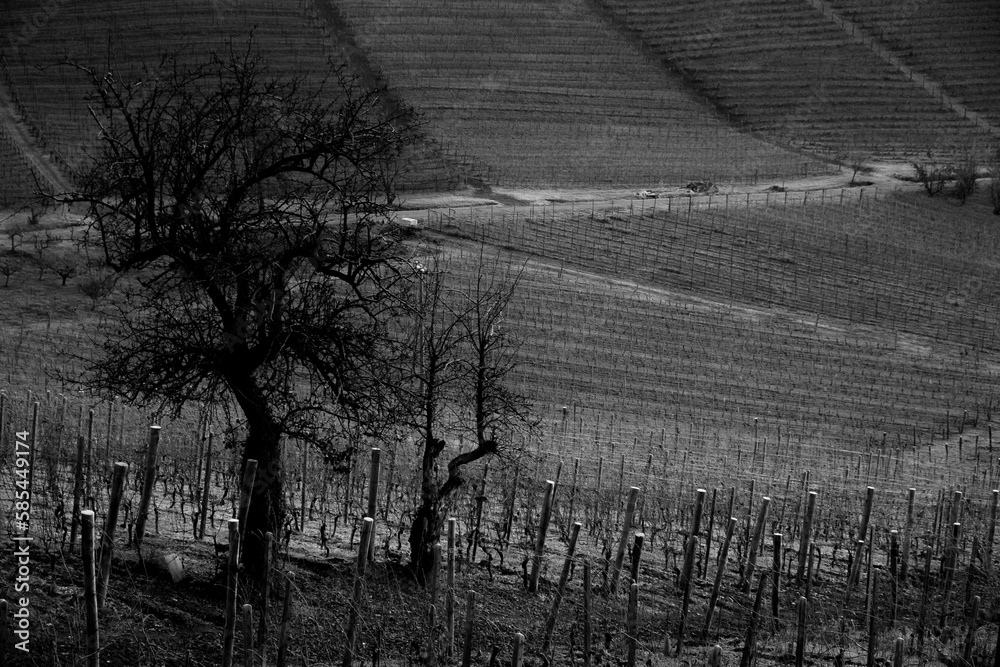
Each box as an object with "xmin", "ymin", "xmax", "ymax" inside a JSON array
[
  {"xmin": 230, "ymin": 374, "xmax": 283, "ymax": 597},
  {"xmin": 409, "ymin": 436, "xmax": 444, "ymax": 583},
  {"xmin": 409, "ymin": 498, "xmax": 439, "ymax": 583}
]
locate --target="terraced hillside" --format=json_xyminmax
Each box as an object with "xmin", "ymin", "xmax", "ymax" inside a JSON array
[
  {"xmin": 826, "ymin": 0, "xmax": 1000, "ymax": 127},
  {"xmin": 290, "ymin": 0, "xmax": 838, "ymax": 188},
  {"xmin": 426, "ymin": 185, "xmax": 1000, "ymax": 484},
  {"xmin": 0, "ymin": 0, "xmax": 458, "ymax": 194},
  {"xmin": 596, "ymin": 0, "xmax": 997, "ymax": 159},
  {"xmin": 0, "ymin": 126, "xmax": 40, "ymax": 207}
]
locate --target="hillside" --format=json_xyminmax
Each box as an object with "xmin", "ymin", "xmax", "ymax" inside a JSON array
[
  {"xmin": 826, "ymin": 0, "xmax": 1000, "ymax": 128},
  {"xmin": 594, "ymin": 0, "xmax": 997, "ymax": 159},
  {"xmin": 0, "ymin": 0, "xmax": 459, "ymax": 198},
  {"xmin": 329, "ymin": 0, "xmax": 837, "ymax": 189}
]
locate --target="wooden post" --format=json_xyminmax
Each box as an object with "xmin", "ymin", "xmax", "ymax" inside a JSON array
[
  {"xmin": 69, "ymin": 435, "xmax": 86, "ymax": 552},
  {"xmin": 867, "ymin": 570, "xmax": 879, "ymax": 667},
  {"xmin": 708, "ymin": 645, "xmax": 722, "ymax": 667},
  {"xmin": 583, "ymin": 560, "xmax": 593, "ymax": 667},
  {"xmin": 963, "ymin": 595, "xmax": 980, "ymax": 666},
  {"xmin": 703, "ymin": 488, "xmax": 718, "ymax": 579},
  {"xmin": 797, "ymin": 492, "xmax": 817, "ymax": 583},
  {"xmin": 900, "ymin": 488, "xmax": 915, "ymax": 582},
  {"xmin": 134, "ymin": 425, "xmax": 162, "ymax": 549},
  {"xmin": 630, "ymin": 532, "xmax": 644, "ymax": 583},
  {"xmin": 427, "ymin": 604, "xmax": 438, "ymax": 667},
  {"xmin": 97, "ymin": 462, "xmax": 127, "ymax": 610},
  {"xmin": 85, "ymin": 409, "xmax": 94, "ymax": 509},
  {"xmin": 677, "ymin": 535, "xmax": 699, "ymax": 654},
  {"xmin": 300, "ymin": 444, "xmax": 308, "ymax": 531},
  {"xmin": 344, "ymin": 517, "xmax": 373, "ymax": 667},
  {"xmin": 610, "ymin": 487, "xmax": 640, "ymax": 596},
  {"xmin": 795, "ymin": 597, "xmax": 806, "ymax": 667},
  {"xmin": 447, "ymin": 517, "xmax": 457, "ymax": 658},
  {"xmin": 461, "ymin": 590, "xmax": 477, "ymax": 667},
  {"xmin": 0, "ymin": 598, "xmax": 7, "ymax": 666},
  {"xmin": 772, "ymin": 533, "xmax": 782, "ymax": 619},
  {"xmin": 987, "ymin": 489, "xmax": 999, "ymax": 571},
  {"xmin": 739, "ymin": 573, "xmax": 767, "ymax": 667},
  {"xmin": 543, "ymin": 522, "xmax": 581, "ymax": 654},
  {"xmin": 691, "ymin": 488, "xmax": 707, "ymax": 536},
  {"xmin": 366, "ymin": 447, "xmax": 381, "ymax": 561},
  {"xmin": 705, "ymin": 517, "xmax": 737, "ymax": 639},
  {"xmin": 567, "ymin": 458, "xmax": 580, "ymax": 526},
  {"xmin": 511, "ymin": 633, "xmax": 525, "ymax": 667},
  {"xmin": 242, "ymin": 604, "xmax": 254, "ymax": 667},
  {"xmin": 258, "ymin": 531, "xmax": 273, "ymax": 666},
  {"xmin": 848, "ymin": 487, "xmax": 876, "ymax": 594},
  {"xmin": 502, "ymin": 465, "xmax": 519, "ymax": 550},
  {"xmin": 627, "ymin": 582, "xmax": 639, "ymax": 667},
  {"xmin": 992, "ymin": 615, "xmax": 1000, "ymax": 667},
  {"xmin": 222, "ymin": 519, "xmax": 241, "ymax": 667},
  {"xmin": 237, "ymin": 459, "xmax": 258, "ymax": 556},
  {"xmin": 529, "ymin": 481, "xmax": 556, "ymax": 593},
  {"xmin": 276, "ymin": 572, "xmax": 294, "ymax": 667},
  {"xmin": 82, "ymin": 510, "xmax": 100, "ymax": 667},
  {"xmin": 740, "ymin": 497, "xmax": 770, "ymax": 591},
  {"xmin": 940, "ymin": 522, "xmax": 961, "ymax": 628},
  {"xmin": 199, "ymin": 433, "xmax": 213, "ymax": 539},
  {"xmin": 917, "ymin": 549, "xmax": 931, "ymax": 651}
]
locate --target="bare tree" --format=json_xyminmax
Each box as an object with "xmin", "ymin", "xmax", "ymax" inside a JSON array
[
  {"xmin": 77, "ymin": 267, "xmax": 116, "ymax": 309},
  {"xmin": 46, "ymin": 251, "xmax": 79, "ymax": 286},
  {"xmin": 0, "ymin": 257, "xmax": 23, "ymax": 287},
  {"xmin": 400, "ymin": 251, "xmax": 533, "ymax": 582},
  {"xmin": 836, "ymin": 132, "xmax": 877, "ymax": 186},
  {"xmin": 7, "ymin": 223, "xmax": 26, "ymax": 254},
  {"xmin": 31, "ymin": 230, "xmax": 56, "ymax": 279},
  {"xmin": 953, "ymin": 153, "xmax": 979, "ymax": 205},
  {"xmin": 912, "ymin": 162, "xmax": 950, "ymax": 197},
  {"xmin": 55, "ymin": 39, "xmax": 416, "ymax": 590}
]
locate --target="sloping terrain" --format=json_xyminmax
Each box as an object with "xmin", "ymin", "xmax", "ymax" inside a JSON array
[
  {"xmin": 0, "ymin": 0, "xmax": 458, "ymax": 195},
  {"xmin": 330, "ymin": 0, "xmax": 837, "ymax": 188},
  {"xmin": 594, "ymin": 0, "xmax": 997, "ymax": 159},
  {"xmin": 826, "ymin": 0, "xmax": 1000, "ymax": 128}
]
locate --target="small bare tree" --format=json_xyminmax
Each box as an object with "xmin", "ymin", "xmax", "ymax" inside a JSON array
[
  {"xmin": 837, "ymin": 132, "xmax": 877, "ymax": 185},
  {"xmin": 0, "ymin": 257, "xmax": 23, "ymax": 287},
  {"xmin": 7, "ymin": 223, "xmax": 26, "ymax": 254},
  {"xmin": 78, "ymin": 268, "xmax": 116, "ymax": 309},
  {"xmin": 912, "ymin": 162, "xmax": 950, "ymax": 197},
  {"xmin": 953, "ymin": 153, "xmax": 979, "ymax": 205},
  {"xmin": 30, "ymin": 230, "xmax": 56, "ymax": 278},
  {"xmin": 47, "ymin": 251, "xmax": 79, "ymax": 286},
  {"xmin": 400, "ymin": 250, "xmax": 533, "ymax": 583}
]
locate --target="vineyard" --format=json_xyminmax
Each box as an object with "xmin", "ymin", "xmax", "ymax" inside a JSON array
[
  {"xmin": 824, "ymin": 0, "xmax": 1000, "ymax": 127},
  {"xmin": 594, "ymin": 0, "xmax": 997, "ymax": 158},
  {"xmin": 2, "ymin": 182, "xmax": 1000, "ymax": 665},
  {"xmin": 1, "ymin": 0, "xmax": 1000, "ymax": 665}
]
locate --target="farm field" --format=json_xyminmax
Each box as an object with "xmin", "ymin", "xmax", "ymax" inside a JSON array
[
  {"xmin": 1, "ymin": 0, "xmax": 1000, "ymax": 665},
  {"xmin": 595, "ymin": 0, "xmax": 997, "ymax": 158},
  {"xmin": 825, "ymin": 0, "xmax": 1000, "ymax": 127},
  {"xmin": 3, "ymin": 179, "xmax": 1000, "ymax": 665}
]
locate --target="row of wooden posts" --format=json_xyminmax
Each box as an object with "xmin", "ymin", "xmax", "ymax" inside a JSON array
[{"xmin": 11, "ymin": 421, "xmax": 1000, "ymax": 666}]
